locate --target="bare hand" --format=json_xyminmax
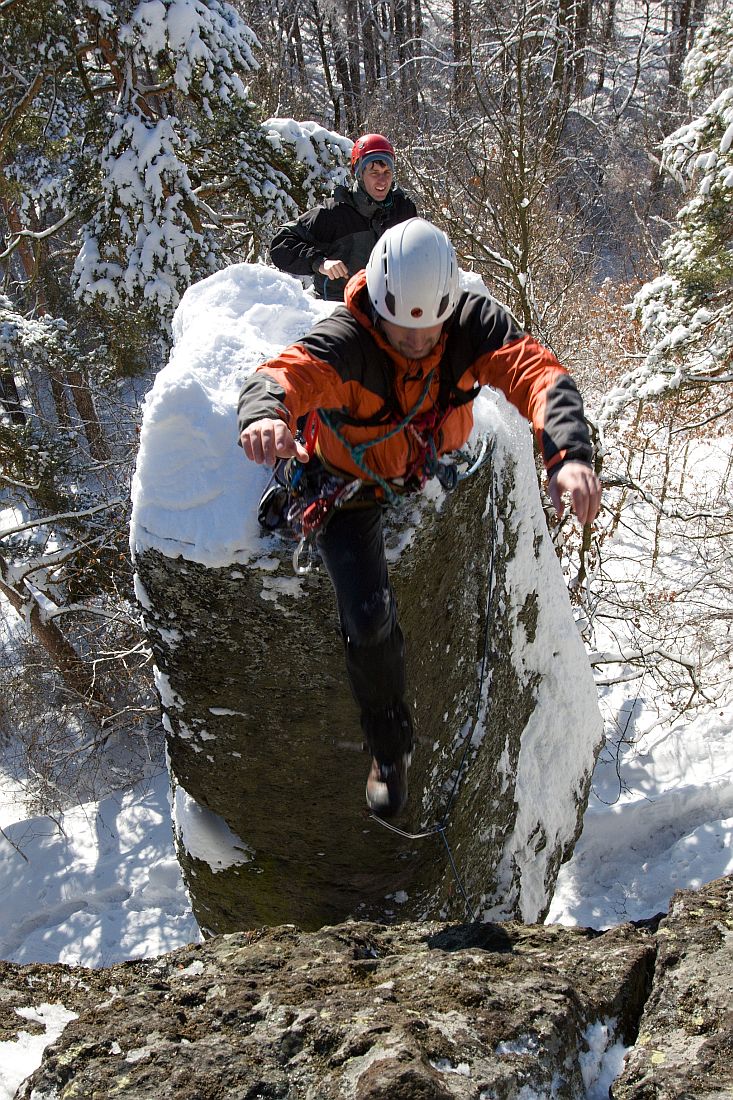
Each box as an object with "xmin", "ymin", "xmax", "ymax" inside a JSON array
[
  {"xmin": 319, "ymin": 258, "xmax": 349, "ymax": 281},
  {"xmin": 240, "ymin": 417, "xmax": 309, "ymax": 467},
  {"xmin": 548, "ymin": 462, "xmax": 602, "ymax": 526}
]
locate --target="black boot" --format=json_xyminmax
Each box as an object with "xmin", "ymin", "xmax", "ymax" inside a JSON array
[
  {"xmin": 362, "ymin": 701, "xmax": 413, "ymax": 818},
  {"xmin": 366, "ymin": 754, "xmax": 411, "ymax": 818}
]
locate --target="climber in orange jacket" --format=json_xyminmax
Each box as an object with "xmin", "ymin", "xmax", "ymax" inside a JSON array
[{"xmin": 238, "ymin": 218, "xmax": 601, "ymax": 819}]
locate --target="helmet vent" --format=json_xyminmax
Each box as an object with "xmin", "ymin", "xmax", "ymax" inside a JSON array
[
  {"xmin": 437, "ymin": 293, "xmax": 450, "ymax": 318},
  {"xmin": 384, "ymin": 289, "xmax": 397, "ymax": 317}
]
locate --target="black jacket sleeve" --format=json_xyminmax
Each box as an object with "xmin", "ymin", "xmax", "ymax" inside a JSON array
[
  {"xmin": 269, "ymin": 189, "xmax": 418, "ymax": 279},
  {"xmin": 269, "ymin": 211, "xmax": 327, "ymax": 276},
  {"xmin": 237, "ymin": 372, "xmax": 290, "ymax": 436}
]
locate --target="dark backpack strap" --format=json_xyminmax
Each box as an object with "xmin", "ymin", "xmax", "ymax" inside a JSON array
[{"xmin": 324, "ymin": 404, "xmax": 395, "ymax": 429}]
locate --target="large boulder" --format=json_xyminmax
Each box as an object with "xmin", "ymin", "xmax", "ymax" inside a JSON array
[
  {"xmin": 612, "ymin": 873, "xmax": 733, "ymax": 1098},
  {"xmin": 11, "ymin": 919, "xmax": 653, "ymax": 1100},
  {"xmin": 11, "ymin": 875, "xmax": 733, "ymax": 1099},
  {"xmin": 130, "ymin": 263, "xmax": 603, "ymax": 934}
]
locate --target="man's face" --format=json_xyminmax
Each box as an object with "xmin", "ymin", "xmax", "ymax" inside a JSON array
[
  {"xmin": 379, "ymin": 318, "xmax": 444, "ymax": 359},
  {"xmin": 361, "ymin": 159, "xmax": 394, "ymax": 202}
]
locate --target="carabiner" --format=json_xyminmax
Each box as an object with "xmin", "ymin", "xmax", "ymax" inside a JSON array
[{"xmin": 293, "ymin": 535, "xmax": 320, "ymax": 575}]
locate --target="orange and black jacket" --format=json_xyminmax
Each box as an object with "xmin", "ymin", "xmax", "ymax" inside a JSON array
[{"xmin": 237, "ymin": 271, "xmax": 594, "ymax": 487}]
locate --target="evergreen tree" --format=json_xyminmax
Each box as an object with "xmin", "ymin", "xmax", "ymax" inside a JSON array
[
  {"xmin": 0, "ymin": 0, "xmax": 322, "ymax": 367},
  {"xmin": 631, "ymin": 8, "xmax": 733, "ymax": 394},
  {"xmin": 0, "ymin": 2, "xmax": 349, "ymax": 775}
]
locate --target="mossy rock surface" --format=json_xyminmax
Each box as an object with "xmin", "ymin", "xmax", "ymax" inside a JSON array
[{"xmin": 136, "ymin": 446, "xmax": 602, "ymax": 935}]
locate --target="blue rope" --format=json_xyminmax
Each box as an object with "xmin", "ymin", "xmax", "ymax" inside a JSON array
[{"xmin": 318, "ymin": 369, "xmax": 436, "ymax": 505}]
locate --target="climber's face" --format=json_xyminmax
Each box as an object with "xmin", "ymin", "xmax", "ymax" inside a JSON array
[
  {"xmin": 361, "ymin": 160, "xmax": 394, "ymax": 202},
  {"xmin": 380, "ymin": 318, "xmax": 444, "ymax": 359}
]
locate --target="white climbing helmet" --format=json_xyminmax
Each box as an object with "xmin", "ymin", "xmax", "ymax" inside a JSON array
[{"xmin": 366, "ymin": 218, "xmax": 459, "ymax": 329}]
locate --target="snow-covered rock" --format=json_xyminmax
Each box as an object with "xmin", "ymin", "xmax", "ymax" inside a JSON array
[{"xmin": 130, "ymin": 263, "xmax": 603, "ymax": 932}]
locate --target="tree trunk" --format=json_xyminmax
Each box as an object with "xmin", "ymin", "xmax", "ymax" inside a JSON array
[
  {"xmin": 360, "ymin": 0, "xmax": 379, "ymax": 95},
  {"xmin": 328, "ymin": 17, "xmax": 358, "ymax": 133},
  {"xmin": 64, "ymin": 366, "xmax": 110, "ymax": 461},
  {"xmin": 311, "ymin": 0, "xmax": 341, "ymax": 130},
  {"xmin": 344, "ymin": 0, "xmax": 362, "ymax": 125},
  {"xmin": 281, "ymin": 1, "xmax": 308, "ymax": 89},
  {"xmin": 0, "ymin": 559, "xmax": 111, "ymax": 721},
  {"xmin": 0, "ymin": 358, "xmax": 26, "ymax": 425},
  {"xmin": 573, "ymin": 0, "xmax": 590, "ymax": 97},
  {"xmin": 667, "ymin": 0, "xmax": 694, "ymax": 110},
  {"xmin": 412, "ymin": 0, "xmax": 423, "ymax": 92},
  {"xmin": 595, "ymin": 0, "xmax": 617, "ymax": 93},
  {"xmin": 452, "ymin": 0, "xmax": 470, "ymax": 104}
]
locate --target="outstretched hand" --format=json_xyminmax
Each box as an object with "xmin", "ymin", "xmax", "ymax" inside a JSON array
[
  {"xmin": 240, "ymin": 417, "xmax": 309, "ymax": 467},
  {"xmin": 548, "ymin": 461, "xmax": 602, "ymax": 526}
]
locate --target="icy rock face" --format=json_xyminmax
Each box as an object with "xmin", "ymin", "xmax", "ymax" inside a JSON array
[
  {"xmin": 134, "ymin": 446, "xmax": 601, "ymax": 935},
  {"xmin": 612, "ymin": 873, "xmax": 733, "ymax": 1098},
  {"xmin": 10, "ymin": 876, "xmax": 733, "ymax": 1100}
]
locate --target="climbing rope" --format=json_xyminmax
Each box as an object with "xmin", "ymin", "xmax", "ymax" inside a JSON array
[
  {"xmin": 318, "ymin": 368, "xmax": 437, "ymax": 505},
  {"xmin": 320, "ymin": 378, "xmax": 493, "ymax": 505},
  {"xmin": 369, "ymin": 438, "xmax": 497, "ymax": 924}
]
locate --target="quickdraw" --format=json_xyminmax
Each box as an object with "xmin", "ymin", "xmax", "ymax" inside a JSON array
[
  {"xmin": 274, "ymin": 410, "xmax": 368, "ymax": 574},
  {"xmin": 289, "ymin": 476, "xmax": 366, "ymax": 575}
]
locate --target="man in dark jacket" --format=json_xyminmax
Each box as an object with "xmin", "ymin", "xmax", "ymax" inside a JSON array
[
  {"xmin": 269, "ymin": 133, "xmax": 417, "ymax": 301},
  {"xmin": 240, "ymin": 219, "xmax": 602, "ymax": 820}
]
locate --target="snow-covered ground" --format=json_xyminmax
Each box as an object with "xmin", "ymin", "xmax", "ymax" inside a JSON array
[{"xmin": 1, "ymin": 264, "xmax": 731, "ymax": 1097}]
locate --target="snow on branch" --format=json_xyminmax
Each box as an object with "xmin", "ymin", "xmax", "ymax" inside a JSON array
[
  {"xmin": 108, "ymin": 0, "xmax": 260, "ymax": 102},
  {"xmin": 72, "ymin": 103, "xmax": 210, "ymax": 317},
  {"xmin": 622, "ymin": 8, "xmax": 733, "ymax": 413},
  {"xmin": 0, "ymin": 499, "xmax": 124, "ymax": 540}
]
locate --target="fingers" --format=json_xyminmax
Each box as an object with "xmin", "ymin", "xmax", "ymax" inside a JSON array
[
  {"xmin": 321, "ymin": 258, "xmax": 349, "ymax": 280},
  {"xmin": 548, "ymin": 463, "xmax": 602, "ymax": 526},
  {"xmin": 548, "ymin": 476, "xmax": 565, "ymax": 519},
  {"xmin": 576, "ymin": 476, "xmax": 603, "ymax": 525},
  {"xmin": 240, "ymin": 418, "xmax": 309, "ymax": 466},
  {"xmin": 291, "ymin": 438, "xmax": 310, "ymax": 462}
]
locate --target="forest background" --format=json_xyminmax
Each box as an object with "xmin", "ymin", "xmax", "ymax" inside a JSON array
[{"xmin": 0, "ymin": 0, "xmax": 731, "ymax": 891}]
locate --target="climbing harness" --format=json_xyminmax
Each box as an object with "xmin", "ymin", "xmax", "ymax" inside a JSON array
[
  {"xmin": 406, "ymin": 418, "xmax": 492, "ymax": 494},
  {"xmin": 257, "ymin": 411, "xmax": 379, "ymax": 575},
  {"xmin": 257, "ymin": 356, "xmax": 492, "ymax": 579},
  {"xmin": 369, "ymin": 438, "xmax": 497, "ymax": 924},
  {"xmin": 290, "ymin": 474, "xmax": 367, "ymax": 575},
  {"xmin": 318, "ymin": 364, "xmax": 491, "ymax": 505},
  {"xmin": 318, "ymin": 368, "xmax": 437, "ymax": 505}
]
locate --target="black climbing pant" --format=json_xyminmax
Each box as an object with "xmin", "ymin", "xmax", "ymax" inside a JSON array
[{"xmin": 316, "ymin": 502, "xmax": 414, "ymax": 763}]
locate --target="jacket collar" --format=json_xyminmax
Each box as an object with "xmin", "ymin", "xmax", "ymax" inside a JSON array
[{"xmin": 332, "ymin": 180, "xmax": 394, "ymax": 216}]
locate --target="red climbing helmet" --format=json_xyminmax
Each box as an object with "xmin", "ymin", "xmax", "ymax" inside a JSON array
[{"xmin": 351, "ymin": 133, "xmax": 396, "ymax": 175}]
